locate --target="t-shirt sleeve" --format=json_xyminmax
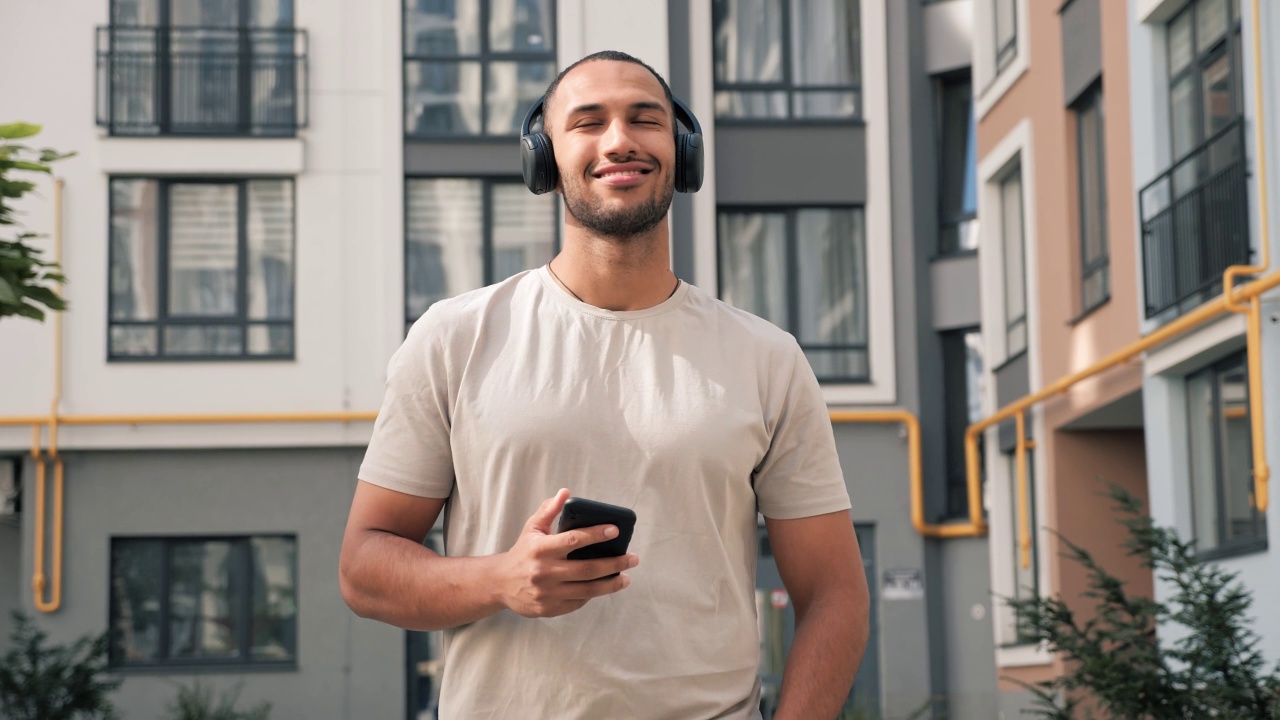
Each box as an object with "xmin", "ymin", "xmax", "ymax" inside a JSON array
[
  {"xmin": 357, "ymin": 305, "xmax": 455, "ymax": 498},
  {"xmin": 753, "ymin": 340, "xmax": 852, "ymax": 519}
]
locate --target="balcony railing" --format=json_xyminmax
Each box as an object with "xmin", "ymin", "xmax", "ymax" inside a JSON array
[
  {"xmin": 1139, "ymin": 117, "xmax": 1251, "ymax": 318},
  {"xmin": 96, "ymin": 26, "xmax": 308, "ymax": 137}
]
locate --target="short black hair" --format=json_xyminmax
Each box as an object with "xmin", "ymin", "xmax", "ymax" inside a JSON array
[{"xmin": 541, "ymin": 50, "xmax": 676, "ymax": 128}]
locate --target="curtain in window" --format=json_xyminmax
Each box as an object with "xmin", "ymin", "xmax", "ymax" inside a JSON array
[
  {"xmin": 795, "ymin": 209, "xmax": 866, "ymax": 378},
  {"xmin": 717, "ymin": 213, "xmax": 787, "ymax": 329},
  {"xmin": 406, "ymin": 179, "xmax": 484, "ymax": 323},
  {"xmin": 713, "ymin": 0, "xmax": 786, "ymax": 117},
  {"xmin": 790, "ymin": 0, "xmax": 859, "ymax": 117}
]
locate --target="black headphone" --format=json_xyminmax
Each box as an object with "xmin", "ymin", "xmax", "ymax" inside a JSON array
[{"xmin": 519, "ymin": 94, "xmax": 705, "ymax": 195}]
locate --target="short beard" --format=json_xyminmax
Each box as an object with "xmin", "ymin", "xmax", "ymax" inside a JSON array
[{"xmin": 562, "ymin": 173, "xmax": 674, "ymax": 240}]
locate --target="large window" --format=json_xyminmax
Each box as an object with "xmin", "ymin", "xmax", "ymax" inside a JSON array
[
  {"xmin": 405, "ymin": 178, "xmax": 558, "ymax": 329},
  {"xmin": 1167, "ymin": 0, "xmax": 1243, "ymax": 171},
  {"xmin": 994, "ymin": 0, "xmax": 1017, "ymax": 73},
  {"xmin": 999, "ymin": 164, "xmax": 1027, "ymax": 358},
  {"xmin": 110, "ymin": 535, "xmax": 297, "ymax": 668},
  {"xmin": 98, "ymin": 0, "xmax": 306, "ymax": 136},
  {"xmin": 712, "ymin": 0, "xmax": 861, "ymax": 120},
  {"xmin": 937, "ymin": 72, "xmax": 977, "ymax": 255},
  {"xmin": 941, "ymin": 329, "xmax": 984, "ymax": 519},
  {"xmin": 1075, "ymin": 82, "xmax": 1109, "ymax": 314},
  {"xmin": 718, "ymin": 208, "xmax": 868, "ymax": 382},
  {"xmin": 109, "ymin": 178, "xmax": 295, "ymax": 360},
  {"xmin": 403, "ymin": 0, "xmax": 556, "ymax": 138},
  {"xmin": 1187, "ymin": 351, "xmax": 1266, "ymax": 558}
]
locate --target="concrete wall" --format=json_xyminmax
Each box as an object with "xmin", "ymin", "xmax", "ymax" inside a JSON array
[
  {"xmin": 16, "ymin": 448, "xmax": 399, "ymax": 720},
  {"xmin": 0, "ymin": 520, "xmax": 19, "ymax": 650}
]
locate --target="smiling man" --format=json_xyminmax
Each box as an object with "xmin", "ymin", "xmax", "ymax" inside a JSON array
[{"xmin": 340, "ymin": 51, "xmax": 869, "ymax": 720}]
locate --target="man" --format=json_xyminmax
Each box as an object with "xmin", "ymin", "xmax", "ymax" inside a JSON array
[{"xmin": 340, "ymin": 50, "xmax": 869, "ymax": 719}]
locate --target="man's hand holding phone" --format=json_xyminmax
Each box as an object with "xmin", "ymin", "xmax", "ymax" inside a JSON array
[{"xmin": 497, "ymin": 489, "xmax": 639, "ymax": 619}]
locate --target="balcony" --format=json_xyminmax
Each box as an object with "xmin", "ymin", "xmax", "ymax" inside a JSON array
[
  {"xmin": 1139, "ymin": 117, "xmax": 1251, "ymax": 318},
  {"xmin": 96, "ymin": 26, "xmax": 308, "ymax": 137}
]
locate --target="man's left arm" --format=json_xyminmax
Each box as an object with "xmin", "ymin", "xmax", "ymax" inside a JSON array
[{"xmin": 766, "ymin": 509, "xmax": 870, "ymax": 720}]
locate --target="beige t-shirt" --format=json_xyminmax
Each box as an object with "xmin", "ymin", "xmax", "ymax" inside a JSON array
[{"xmin": 358, "ymin": 267, "xmax": 851, "ymax": 720}]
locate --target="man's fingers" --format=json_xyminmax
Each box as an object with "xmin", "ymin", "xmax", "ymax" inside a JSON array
[
  {"xmin": 562, "ymin": 553, "xmax": 638, "ymax": 582},
  {"xmin": 525, "ymin": 488, "xmax": 571, "ymax": 534},
  {"xmin": 564, "ymin": 572, "xmax": 632, "ymax": 600},
  {"xmin": 553, "ymin": 524, "xmax": 619, "ymax": 555}
]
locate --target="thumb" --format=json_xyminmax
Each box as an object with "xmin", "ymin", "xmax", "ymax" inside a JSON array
[{"xmin": 525, "ymin": 488, "xmax": 571, "ymax": 535}]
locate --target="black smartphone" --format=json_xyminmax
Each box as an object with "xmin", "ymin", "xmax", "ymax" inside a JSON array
[{"xmin": 555, "ymin": 498, "xmax": 637, "ymax": 568}]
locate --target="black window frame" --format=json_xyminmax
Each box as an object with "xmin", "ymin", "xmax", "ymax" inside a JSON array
[
  {"xmin": 403, "ymin": 176, "xmax": 561, "ymax": 331},
  {"xmin": 935, "ymin": 70, "xmax": 978, "ymax": 257},
  {"xmin": 108, "ymin": 534, "xmax": 299, "ymax": 671},
  {"xmin": 401, "ymin": 0, "xmax": 558, "ymax": 140},
  {"xmin": 107, "ymin": 176, "xmax": 298, "ymax": 362},
  {"xmin": 97, "ymin": 0, "xmax": 308, "ymax": 137},
  {"xmin": 940, "ymin": 327, "xmax": 984, "ymax": 520},
  {"xmin": 716, "ymin": 205, "xmax": 870, "ymax": 384},
  {"xmin": 711, "ymin": 0, "xmax": 864, "ymax": 123},
  {"xmin": 1002, "ymin": 447, "xmax": 1040, "ymax": 648},
  {"xmin": 1073, "ymin": 80, "xmax": 1110, "ymax": 317},
  {"xmin": 1186, "ymin": 350, "xmax": 1267, "ymax": 561},
  {"xmin": 1165, "ymin": 0, "xmax": 1244, "ymax": 166}
]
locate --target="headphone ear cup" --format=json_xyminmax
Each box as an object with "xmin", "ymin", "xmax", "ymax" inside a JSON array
[
  {"xmin": 675, "ymin": 132, "xmax": 704, "ymax": 194},
  {"xmin": 521, "ymin": 132, "xmax": 559, "ymax": 195}
]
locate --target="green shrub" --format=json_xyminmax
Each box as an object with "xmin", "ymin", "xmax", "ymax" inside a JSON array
[
  {"xmin": 165, "ymin": 680, "xmax": 272, "ymax": 720},
  {"xmin": 1007, "ymin": 484, "xmax": 1280, "ymax": 719},
  {"xmin": 0, "ymin": 611, "xmax": 121, "ymax": 720}
]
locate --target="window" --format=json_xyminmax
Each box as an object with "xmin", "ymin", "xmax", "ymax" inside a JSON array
[
  {"xmin": 109, "ymin": 535, "xmax": 297, "ymax": 668},
  {"xmin": 941, "ymin": 329, "xmax": 984, "ymax": 519},
  {"xmin": 712, "ymin": 0, "xmax": 861, "ymax": 120},
  {"xmin": 1167, "ymin": 0, "xmax": 1243, "ymax": 172},
  {"xmin": 1075, "ymin": 82, "xmax": 1109, "ymax": 314},
  {"xmin": 1187, "ymin": 351, "xmax": 1266, "ymax": 557},
  {"xmin": 1004, "ymin": 449, "xmax": 1039, "ymax": 645},
  {"xmin": 993, "ymin": 0, "xmax": 1017, "ymax": 72},
  {"xmin": 999, "ymin": 164, "xmax": 1027, "ymax": 358},
  {"xmin": 403, "ymin": 0, "xmax": 556, "ymax": 137},
  {"xmin": 405, "ymin": 178, "xmax": 558, "ymax": 330},
  {"xmin": 109, "ymin": 178, "xmax": 295, "ymax": 360},
  {"xmin": 937, "ymin": 72, "xmax": 977, "ymax": 255},
  {"xmin": 718, "ymin": 208, "xmax": 868, "ymax": 382},
  {"xmin": 98, "ymin": 0, "xmax": 306, "ymax": 136}
]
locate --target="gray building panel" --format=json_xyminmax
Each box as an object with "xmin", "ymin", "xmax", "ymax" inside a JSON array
[
  {"xmin": 405, "ymin": 141, "xmax": 523, "ymax": 177},
  {"xmin": 668, "ymin": 0, "xmax": 697, "ymax": 281},
  {"xmin": 931, "ymin": 254, "xmax": 983, "ymax": 330},
  {"xmin": 995, "ymin": 352, "xmax": 1031, "ymax": 452},
  {"xmin": 714, "ymin": 126, "xmax": 867, "ymax": 205},
  {"xmin": 0, "ymin": 521, "xmax": 18, "ymax": 652},
  {"xmin": 938, "ymin": 538, "xmax": 999, "ymax": 718},
  {"xmin": 17, "ymin": 448, "xmax": 400, "ymax": 720},
  {"xmin": 1061, "ymin": 0, "xmax": 1103, "ymax": 105}
]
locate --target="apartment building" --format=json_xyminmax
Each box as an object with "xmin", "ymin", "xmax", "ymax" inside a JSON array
[
  {"xmin": 1130, "ymin": 0, "xmax": 1280, "ymax": 662},
  {"xmin": 1, "ymin": 1, "xmax": 1002, "ymax": 718},
  {"xmin": 968, "ymin": 0, "xmax": 1279, "ymax": 715}
]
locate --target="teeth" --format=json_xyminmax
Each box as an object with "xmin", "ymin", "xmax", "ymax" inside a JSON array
[{"xmin": 599, "ymin": 171, "xmax": 642, "ymax": 178}]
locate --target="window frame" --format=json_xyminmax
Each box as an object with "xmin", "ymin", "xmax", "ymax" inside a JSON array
[
  {"xmin": 998, "ymin": 163, "xmax": 1028, "ymax": 360},
  {"xmin": 99, "ymin": 0, "xmax": 306, "ymax": 137},
  {"xmin": 1165, "ymin": 0, "xmax": 1244, "ymax": 166},
  {"xmin": 940, "ymin": 327, "xmax": 984, "ymax": 520},
  {"xmin": 993, "ymin": 0, "xmax": 1018, "ymax": 73},
  {"xmin": 935, "ymin": 70, "xmax": 978, "ymax": 257},
  {"xmin": 106, "ymin": 175, "xmax": 298, "ymax": 362},
  {"xmin": 1186, "ymin": 351, "xmax": 1267, "ymax": 561},
  {"xmin": 1074, "ymin": 80, "xmax": 1110, "ymax": 317},
  {"xmin": 401, "ymin": 0, "xmax": 558, "ymax": 140},
  {"xmin": 715, "ymin": 205, "xmax": 870, "ymax": 384},
  {"xmin": 1001, "ymin": 447, "xmax": 1040, "ymax": 648},
  {"xmin": 711, "ymin": 0, "xmax": 864, "ymax": 124},
  {"xmin": 107, "ymin": 534, "xmax": 299, "ymax": 671},
  {"xmin": 403, "ymin": 176, "xmax": 562, "ymax": 330}
]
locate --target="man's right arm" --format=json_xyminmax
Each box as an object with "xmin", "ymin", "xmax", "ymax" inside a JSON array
[{"xmin": 339, "ymin": 482, "xmax": 637, "ymax": 632}]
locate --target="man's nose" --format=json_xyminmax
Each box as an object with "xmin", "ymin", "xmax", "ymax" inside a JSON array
[{"xmin": 599, "ymin": 118, "xmax": 639, "ymax": 158}]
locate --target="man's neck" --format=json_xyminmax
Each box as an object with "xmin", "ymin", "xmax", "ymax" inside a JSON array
[{"xmin": 551, "ymin": 222, "xmax": 679, "ymax": 312}]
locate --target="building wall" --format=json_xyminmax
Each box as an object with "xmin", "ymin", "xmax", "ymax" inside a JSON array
[{"xmin": 16, "ymin": 448, "xmax": 399, "ymax": 720}]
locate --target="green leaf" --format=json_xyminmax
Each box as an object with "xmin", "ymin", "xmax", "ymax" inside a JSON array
[
  {"xmin": 38, "ymin": 149, "xmax": 76, "ymax": 163},
  {"xmin": 9, "ymin": 160, "xmax": 51, "ymax": 174},
  {"xmin": 0, "ymin": 276, "xmax": 17, "ymax": 304},
  {"xmin": 24, "ymin": 285, "xmax": 67, "ymax": 310},
  {"xmin": 0, "ymin": 122, "xmax": 41, "ymax": 140},
  {"xmin": 12, "ymin": 302, "xmax": 45, "ymax": 321}
]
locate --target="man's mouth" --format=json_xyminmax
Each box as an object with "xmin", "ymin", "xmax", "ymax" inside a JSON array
[{"xmin": 592, "ymin": 162, "xmax": 653, "ymax": 185}]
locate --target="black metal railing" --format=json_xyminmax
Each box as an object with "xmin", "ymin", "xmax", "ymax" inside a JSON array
[
  {"xmin": 96, "ymin": 26, "xmax": 308, "ymax": 136},
  {"xmin": 1139, "ymin": 117, "xmax": 1251, "ymax": 318}
]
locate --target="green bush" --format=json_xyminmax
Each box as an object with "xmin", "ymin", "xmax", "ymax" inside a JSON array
[
  {"xmin": 165, "ymin": 680, "xmax": 272, "ymax": 720},
  {"xmin": 1007, "ymin": 484, "xmax": 1280, "ymax": 719},
  {"xmin": 0, "ymin": 121, "xmax": 74, "ymax": 323},
  {"xmin": 0, "ymin": 611, "xmax": 121, "ymax": 720}
]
